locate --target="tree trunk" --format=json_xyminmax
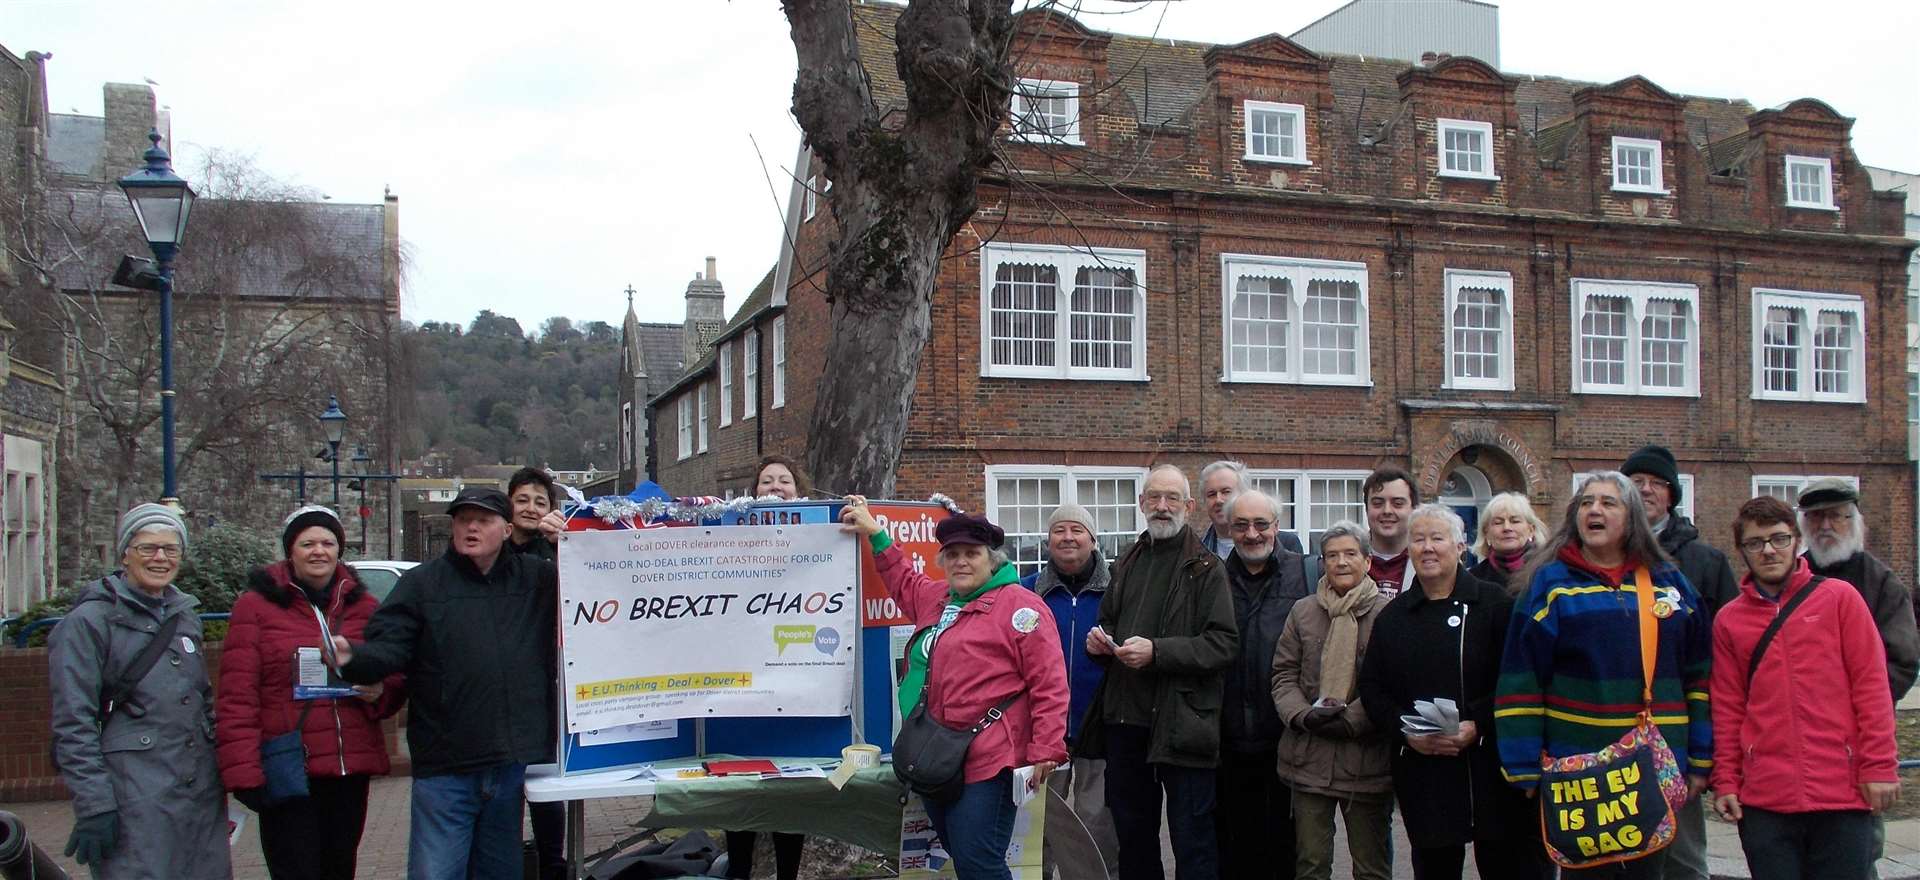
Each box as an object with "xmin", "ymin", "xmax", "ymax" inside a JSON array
[{"xmin": 783, "ymin": 0, "xmax": 1014, "ymax": 497}]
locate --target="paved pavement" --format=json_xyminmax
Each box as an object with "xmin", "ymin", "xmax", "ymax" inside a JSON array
[{"xmin": 3, "ymin": 778, "xmax": 1916, "ymax": 878}]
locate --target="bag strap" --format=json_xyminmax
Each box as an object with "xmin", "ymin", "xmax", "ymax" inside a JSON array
[
  {"xmin": 965, "ymin": 694, "xmax": 1021, "ymax": 735},
  {"xmin": 103, "ymin": 602, "xmax": 185, "ymax": 716},
  {"xmin": 1745, "ymin": 576, "xmax": 1824, "ymax": 688},
  {"xmin": 1632, "ymin": 566, "xmax": 1658, "ymax": 710}
]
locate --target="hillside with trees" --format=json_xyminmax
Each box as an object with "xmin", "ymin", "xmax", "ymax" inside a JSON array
[{"xmin": 397, "ymin": 310, "xmax": 625, "ymax": 471}]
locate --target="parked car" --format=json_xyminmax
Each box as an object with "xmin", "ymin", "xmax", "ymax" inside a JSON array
[{"xmin": 350, "ymin": 560, "xmax": 419, "ymax": 603}]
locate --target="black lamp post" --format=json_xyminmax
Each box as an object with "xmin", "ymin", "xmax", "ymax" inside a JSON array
[
  {"xmin": 320, "ymin": 396, "xmax": 347, "ymax": 506},
  {"xmin": 115, "ymin": 129, "xmax": 195, "ymax": 506},
  {"xmin": 351, "ymin": 444, "xmax": 372, "ymax": 551}
]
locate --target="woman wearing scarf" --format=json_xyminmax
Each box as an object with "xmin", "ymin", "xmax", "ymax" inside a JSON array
[
  {"xmin": 1468, "ymin": 491, "xmax": 1546, "ymax": 593},
  {"xmin": 216, "ymin": 506, "xmax": 406, "ymax": 879},
  {"xmin": 841, "ymin": 497, "xmax": 1068, "ymax": 880},
  {"xmin": 1272, "ymin": 520, "xmax": 1394, "ymax": 880}
]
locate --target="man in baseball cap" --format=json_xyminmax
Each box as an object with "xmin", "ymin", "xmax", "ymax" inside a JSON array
[{"xmin": 332, "ymin": 482, "xmax": 563, "ymax": 877}]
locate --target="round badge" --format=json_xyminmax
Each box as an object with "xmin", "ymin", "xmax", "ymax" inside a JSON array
[
  {"xmin": 1447, "ymin": 615, "xmax": 1462, "ymax": 628},
  {"xmin": 1651, "ymin": 601, "xmax": 1674, "ymax": 619},
  {"xmin": 1011, "ymin": 607, "xmax": 1041, "ymax": 634},
  {"xmin": 181, "ymin": 636, "xmax": 197, "ymax": 654}
]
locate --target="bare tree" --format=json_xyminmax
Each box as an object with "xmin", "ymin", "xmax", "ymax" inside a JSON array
[
  {"xmin": 2, "ymin": 150, "xmax": 402, "ymax": 567},
  {"xmin": 783, "ymin": 0, "xmax": 1019, "ymax": 496}
]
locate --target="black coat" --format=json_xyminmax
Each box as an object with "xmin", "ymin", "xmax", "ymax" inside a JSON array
[
  {"xmin": 340, "ymin": 546, "xmax": 558, "ymax": 777},
  {"xmin": 1659, "ymin": 516, "xmax": 1736, "ymax": 621},
  {"xmin": 1357, "ymin": 567, "xmax": 1530, "ymax": 848},
  {"xmin": 1220, "ymin": 549, "xmax": 1311, "ymax": 754},
  {"xmin": 1467, "ymin": 557, "xmax": 1518, "ymax": 593}
]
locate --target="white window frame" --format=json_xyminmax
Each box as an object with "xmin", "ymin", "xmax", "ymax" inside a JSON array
[
  {"xmin": 1751, "ymin": 288, "xmax": 1867, "ymax": 403},
  {"xmin": 1572, "ymin": 472, "xmax": 1694, "ymax": 522},
  {"xmin": 1436, "ymin": 118, "xmax": 1497, "ymax": 180},
  {"xmin": 1444, "ymin": 269, "xmax": 1515, "ymax": 390},
  {"xmin": 676, "ymin": 396, "xmax": 693, "ymax": 461},
  {"xmin": 981, "ymin": 243, "xmax": 1149, "ymax": 381},
  {"xmin": 743, "ymin": 329, "xmax": 759, "ymax": 418},
  {"xmin": 983, "ymin": 464, "xmax": 1147, "ymax": 575},
  {"xmin": 1751, "ymin": 474, "xmax": 1859, "ymax": 504},
  {"xmin": 1610, "ymin": 136, "xmax": 1667, "ymax": 194},
  {"xmin": 1245, "ymin": 468, "xmax": 1373, "ymax": 553},
  {"xmin": 696, "ymin": 383, "xmax": 709, "ymax": 453},
  {"xmin": 718, "ymin": 341, "xmax": 733, "ymax": 428},
  {"xmin": 805, "ymin": 175, "xmax": 819, "ymax": 221},
  {"xmin": 1219, "ymin": 253, "xmax": 1371, "ymax": 386},
  {"xmin": 1010, "ymin": 78, "xmax": 1083, "ymax": 146},
  {"xmin": 1242, "ymin": 100, "xmax": 1309, "ymax": 165},
  {"xmin": 1569, "ymin": 278, "xmax": 1701, "ymax": 397},
  {"xmin": 772, "ymin": 316, "xmax": 787, "ymax": 408},
  {"xmin": 620, "ymin": 402, "xmax": 633, "ymax": 467},
  {"xmin": 1784, "ymin": 156, "xmax": 1836, "ymax": 210}
]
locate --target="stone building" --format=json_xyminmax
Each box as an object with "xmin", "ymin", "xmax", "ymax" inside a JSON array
[{"xmin": 650, "ymin": 3, "xmax": 1916, "ymax": 577}]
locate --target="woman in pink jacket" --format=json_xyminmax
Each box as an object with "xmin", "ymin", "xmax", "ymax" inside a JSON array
[{"xmin": 840, "ymin": 498, "xmax": 1069, "ymax": 880}]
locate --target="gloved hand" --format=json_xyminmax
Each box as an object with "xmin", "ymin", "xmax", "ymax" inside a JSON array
[
  {"xmin": 64, "ymin": 809, "xmax": 118, "ymax": 866},
  {"xmin": 1302, "ymin": 705, "xmax": 1344, "ymax": 731},
  {"xmin": 233, "ymin": 787, "xmax": 270, "ymax": 813}
]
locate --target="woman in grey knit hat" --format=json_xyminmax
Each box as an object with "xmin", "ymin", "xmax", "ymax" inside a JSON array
[{"xmin": 47, "ymin": 502, "xmax": 232, "ymax": 878}]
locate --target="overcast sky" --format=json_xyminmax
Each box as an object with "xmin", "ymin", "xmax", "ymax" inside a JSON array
[{"xmin": 11, "ymin": 0, "xmax": 1916, "ymax": 333}]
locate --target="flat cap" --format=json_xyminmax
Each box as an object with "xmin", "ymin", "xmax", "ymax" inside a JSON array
[
  {"xmin": 1796, "ymin": 477, "xmax": 1859, "ymax": 512},
  {"xmin": 934, "ymin": 513, "xmax": 1005, "ymax": 550}
]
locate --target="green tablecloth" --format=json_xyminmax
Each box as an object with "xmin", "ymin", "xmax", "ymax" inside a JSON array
[{"xmin": 644, "ymin": 759, "xmax": 905, "ymax": 855}]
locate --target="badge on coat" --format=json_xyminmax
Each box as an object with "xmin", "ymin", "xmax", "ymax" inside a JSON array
[
  {"xmin": 1010, "ymin": 607, "xmax": 1041, "ymax": 634},
  {"xmin": 1447, "ymin": 615, "xmax": 1462, "ymax": 628},
  {"xmin": 181, "ymin": 636, "xmax": 197, "ymax": 654}
]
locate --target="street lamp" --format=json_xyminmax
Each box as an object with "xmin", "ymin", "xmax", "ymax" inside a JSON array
[
  {"xmin": 319, "ymin": 395, "xmax": 347, "ymax": 505},
  {"xmin": 351, "ymin": 444, "xmax": 373, "ymax": 552},
  {"xmin": 115, "ymin": 129, "xmax": 195, "ymax": 506}
]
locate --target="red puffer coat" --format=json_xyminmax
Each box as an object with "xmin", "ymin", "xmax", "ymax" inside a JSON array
[{"xmin": 216, "ymin": 562, "xmax": 406, "ymax": 790}]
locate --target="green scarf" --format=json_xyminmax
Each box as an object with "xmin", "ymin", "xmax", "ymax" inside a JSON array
[{"xmin": 897, "ymin": 562, "xmax": 1021, "ymax": 718}]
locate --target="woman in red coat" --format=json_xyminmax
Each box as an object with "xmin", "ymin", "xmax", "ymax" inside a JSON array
[{"xmin": 216, "ymin": 506, "xmax": 405, "ymax": 880}]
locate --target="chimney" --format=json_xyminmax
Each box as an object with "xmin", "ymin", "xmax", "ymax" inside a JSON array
[
  {"xmin": 705, "ymin": 256, "xmax": 718, "ymax": 283},
  {"xmin": 100, "ymin": 83, "xmax": 157, "ymax": 181},
  {"xmin": 1420, "ymin": 51, "xmax": 1439, "ymax": 65},
  {"xmin": 682, "ymin": 261, "xmax": 727, "ymax": 367}
]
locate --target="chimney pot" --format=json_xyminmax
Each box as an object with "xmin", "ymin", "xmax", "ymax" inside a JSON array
[
  {"xmin": 1421, "ymin": 51, "xmax": 1438, "ymax": 64},
  {"xmin": 705, "ymin": 257, "xmax": 718, "ymax": 283}
]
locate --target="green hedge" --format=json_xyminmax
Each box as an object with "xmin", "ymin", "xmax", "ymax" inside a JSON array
[{"xmin": 3, "ymin": 524, "xmax": 277, "ymax": 647}]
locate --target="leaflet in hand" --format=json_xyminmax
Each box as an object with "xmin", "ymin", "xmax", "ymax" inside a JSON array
[{"xmin": 1401, "ymin": 698, "xmax": 1460, "ymax": 737}]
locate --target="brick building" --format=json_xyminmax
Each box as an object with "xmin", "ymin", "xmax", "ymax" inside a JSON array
[{"xmin": 651, "ymin": 2, "xmax": 1916, "ymax": 578}]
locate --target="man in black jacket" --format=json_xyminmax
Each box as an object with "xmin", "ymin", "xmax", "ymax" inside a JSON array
[
  {"xmin": 333, "ymin": 486, "xmax": 559, "ymax": 880},
  {"xmin": 1215, "ymin": 490, "xmax": 1310, "ymax": 879}
]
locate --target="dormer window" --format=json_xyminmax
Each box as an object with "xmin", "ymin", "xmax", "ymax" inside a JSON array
[
  {"xmin": 1611, "ymin": 137, "xmax": 1666, "ymax": 194},
  {"xmin": 1243, "ymin": 101, "xmax": 1308, "ymax": 165},
  {"xmin": 1784, "ymin": 156, "xmax": 1836, "ymax": 210},
  {"xmin": 1011, "ymin": 79, "xmax": 1082, "ymax": 146},
  {"xmin": 1437, "ymin": 119, "xmax": 1496, "ymax": 180}
]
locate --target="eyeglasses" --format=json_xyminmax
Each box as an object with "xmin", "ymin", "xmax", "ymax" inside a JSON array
[
  {"xmin": 131, "ymin": 543, "xmax": 183, "ymax": 559},
  {"xmin": 1804, "ymin": 508, "xmax": 1854, "ymax": 522},
  {"xmin": 1229, "ymin": 519, "xmax": 1275, "ymax": 533},
  {"xmin": 1141, "ymin": 491, "xmax": 1185, "ymax": 505},
  {"xmin": 1628, "ymin": 475, "xmax": 1670, "ymax": 490},
  {"xmin": 1737, "ymin": 533, "xmax": 1796, "ymax": 554}
]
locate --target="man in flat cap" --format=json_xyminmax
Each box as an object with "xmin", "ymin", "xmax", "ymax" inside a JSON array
[
  {"xmin": 332, "ymin": 486, "xmax": 565, "ymax": 880},
  {"xmin": 1798, "ymin": 478, "xmax": 1919, "ymax": 704}
]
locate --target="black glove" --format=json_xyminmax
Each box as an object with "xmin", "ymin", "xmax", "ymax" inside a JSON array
[
  {"xmin": 64, "ymin": 809, "xmax": 118, "ymax": 866},
  {"xmin": 1302, "ymin": 705, "xmax": 1343, "ymax": 731},
  {"xmin": 233, "ymin": 787, "xmax": 270, "ymax": 813}
]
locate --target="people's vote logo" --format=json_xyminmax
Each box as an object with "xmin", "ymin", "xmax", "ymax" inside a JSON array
[{"xmin": 1010, "ymin": 607, "xmax": 1041, "ymax": 634}]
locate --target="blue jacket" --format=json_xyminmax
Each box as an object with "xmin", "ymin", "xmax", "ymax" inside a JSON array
[{"xmin": 1022, "ymin": 550, "xmax": 1111, "ymax": 746}]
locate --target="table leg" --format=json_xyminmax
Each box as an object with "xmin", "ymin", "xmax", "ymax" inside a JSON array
[{"xmin": 566, "ymin": 799, "xmax": 586, "ymax": 880}]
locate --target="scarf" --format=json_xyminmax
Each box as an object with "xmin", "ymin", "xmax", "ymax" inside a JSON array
[
  {"xmin": 1314, "ymin": 574, "xmax": 1379, "ymax": 704},
  {"xmin": 898, "ymin": 562, "xmax": 1022, "ymax": 718},
  {"xmin": 1492, "ymin": 547, "xmax": 1528, "ymax": 573},
  {"xmin": 1558, "ymin": 543, "xmax": 1638, "ymax": 587}
]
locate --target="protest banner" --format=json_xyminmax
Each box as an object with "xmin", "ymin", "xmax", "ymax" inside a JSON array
[
  {"xmin": 559, "ymin": 524, "xmax": 858, "ymax": 733},
  {"xmin": 856, "ymin": 501, "xmax": 949, "ymax": 626}
]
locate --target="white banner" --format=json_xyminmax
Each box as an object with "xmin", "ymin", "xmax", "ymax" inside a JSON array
[{"xmin": 558, "ymin": 525, "xmax": 858, "ymax": 732}]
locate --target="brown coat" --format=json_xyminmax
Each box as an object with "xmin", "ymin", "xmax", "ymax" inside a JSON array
[{"xmin": 1270, "ymin": 583, "xmax": 1393, "ymax": 797}]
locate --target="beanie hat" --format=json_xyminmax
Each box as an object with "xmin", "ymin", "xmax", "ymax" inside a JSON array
[
  {"xmin": 1046, "ymin": 502, "xmax": 1097, "ymax": 536},
  {"xmin": 1620, "ymin": 444, "xmax": 1683, "ymax": 508},
  {"xmin": 281, "ymin": 505, "xmax": 347, "ymax": 558},
  {"xmin": 117, "ymin": 502, "xmax": 188, "ymax": 557}
]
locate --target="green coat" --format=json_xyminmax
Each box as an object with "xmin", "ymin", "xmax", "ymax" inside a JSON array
[{"xmin": 1075, "ymin": 527, "xmax": 1238, "ymax": 768}]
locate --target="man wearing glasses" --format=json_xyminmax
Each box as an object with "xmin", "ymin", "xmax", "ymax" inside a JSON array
[{"xmin": 1797, "ymin": 478, "xmax": 1918, "ymax": 704}]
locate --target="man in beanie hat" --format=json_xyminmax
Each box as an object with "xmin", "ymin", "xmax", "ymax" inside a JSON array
[
  {"xmin": 48, "ymin": 502, "xmax": 230, "ymax": 878},
  {"xmin": 1619, "ymin": 444, "xmax": 1733, "ymax": 880},
  {"xmin": 331, "ymin": 485, "xmax": 563, "ymax": 878},
  {"xmin": 1020, "ymin": 502, "xmax": 1119, "ymax": 878}
]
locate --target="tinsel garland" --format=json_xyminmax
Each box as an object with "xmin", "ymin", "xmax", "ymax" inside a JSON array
[{"xmin": 577, "ymin": 493, "xmax": 966, "ymax": 528}]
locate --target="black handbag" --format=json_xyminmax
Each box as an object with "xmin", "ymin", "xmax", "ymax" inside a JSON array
[{"xmin": 892, "ymin": 693, "xmax": 1016, "ymax": 804}]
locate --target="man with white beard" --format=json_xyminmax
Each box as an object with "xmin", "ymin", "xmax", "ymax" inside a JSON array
[
  {"xmin": 1078, "ymin": 463, "xmax": 1237, "ymax": 880},
  {"xmin": 1798, "ymin": 478, "xmax": 1919, "ymax": 703}
]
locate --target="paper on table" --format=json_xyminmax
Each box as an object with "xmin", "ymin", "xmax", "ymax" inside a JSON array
[
  {"xmin": 579, "ymin": 720, "xmax": 677, "ymax": 747},
  {"xmin": 1010, "ymin": 765, "xmax": 1039, "ymax": 806}
]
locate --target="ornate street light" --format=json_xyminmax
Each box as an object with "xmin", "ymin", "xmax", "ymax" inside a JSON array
[
  {"xmin": 319, "ymin": 396, "xmax": 347, "ymax": 505},
  {"xmin": 115, "ymin": 129, "xmax": 196, "ymax": 506}
]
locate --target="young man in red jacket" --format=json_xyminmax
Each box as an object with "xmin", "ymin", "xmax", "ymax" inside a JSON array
[{"xmin": 1709, "ymin": 496, "xmax": 1899, "ymax": 880}]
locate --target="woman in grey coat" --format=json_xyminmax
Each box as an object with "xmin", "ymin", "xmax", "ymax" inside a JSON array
[{"xmin": 48, "ymin": 503, "xmax": 232, "ymax": 879}]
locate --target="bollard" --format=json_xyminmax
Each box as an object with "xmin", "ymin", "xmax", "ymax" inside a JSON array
[{"xmin": 0, "ymin": 811, "xmax": 69, "ymax": 880}]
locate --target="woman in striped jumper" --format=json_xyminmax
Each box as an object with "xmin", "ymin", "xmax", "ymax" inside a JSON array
[{"xmin": 1494, "ymin": 471, "xmax": 1714, "ymax": 878}]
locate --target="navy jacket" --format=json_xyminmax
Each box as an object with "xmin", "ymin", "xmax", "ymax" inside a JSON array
[{"xmin": 1021, "ymin": 550, "xmax": 1110, "ymax": 746}]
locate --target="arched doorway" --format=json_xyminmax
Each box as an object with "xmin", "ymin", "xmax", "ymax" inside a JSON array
[{"xmin": 1438, "ymin": 463, "xmax": 1493, "ymax": 544}]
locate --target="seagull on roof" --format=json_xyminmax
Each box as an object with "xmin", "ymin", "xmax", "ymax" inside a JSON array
[{"xmin": 144, "ymin": 77, "xmax": 157, "ymax": 85}]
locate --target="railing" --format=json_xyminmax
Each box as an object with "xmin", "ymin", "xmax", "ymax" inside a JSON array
[{"xmin": 8, "ymin": 613, "xmax": 230, "ymax": 648}]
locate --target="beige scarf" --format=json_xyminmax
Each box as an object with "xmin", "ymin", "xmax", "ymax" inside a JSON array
[{"xmin": 1315, "ymin": 574, "xmax": 1379, "ymax": 704}]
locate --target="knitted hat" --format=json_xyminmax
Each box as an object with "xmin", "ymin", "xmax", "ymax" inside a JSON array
[
  {"xmin": 117, "ymin": 502, "xmax": 188, "ymax": 557},
  {"xmin": 1045, "ymin": 502, "xmax": 1096, "ymax": 535},
  {"xmin": 1620, "ymin": 444, "xmax": 1682, "ymax": 508},
  {"xmin": 281, "ymin": 505, "xmax": 347, "ymax": 558}
]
